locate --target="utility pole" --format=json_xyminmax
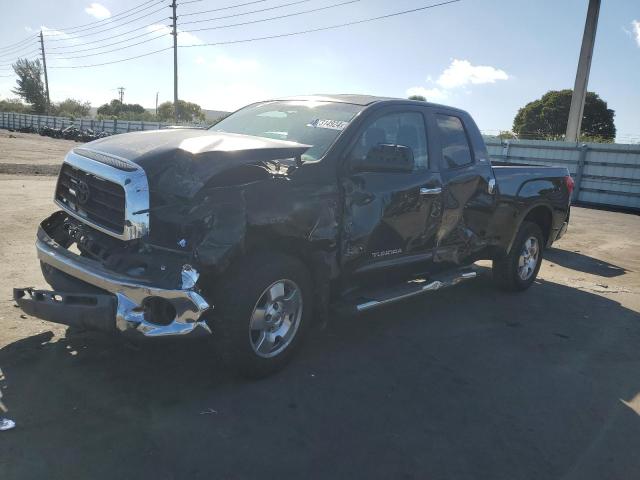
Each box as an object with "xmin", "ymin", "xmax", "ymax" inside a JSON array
[
  {"xmin": 171, "ymin": 0, "xmax": 179, "ymax": 123},
  {"xmin": 39, "ymin": 30, "xmax": 50, "ymax": 113},
  {"xmin": 565, "ymin": 0, "xmax": 601, "ymax": 143},
  {"xmin": 155, "ymin": 91, "xmax": 159, "ymax": 119},
  {"xmin": 117, "ymin": 86, "xmax": 125, "ymax": 103}
]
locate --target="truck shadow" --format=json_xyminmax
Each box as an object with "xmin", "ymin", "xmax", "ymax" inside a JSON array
[
  {"xmin": 546, "ymin": 247, "xmax": 627, "ymax": 278},
  {"xmin": 1, "ymin": 275, "xmax": 640, "ymax": 479}
]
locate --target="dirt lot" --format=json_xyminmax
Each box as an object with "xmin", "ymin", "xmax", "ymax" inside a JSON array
[
  {"xmin": 0, "ymin": 133, "xmax": 639, "ymax": 479},
  {"xmin": 0, "ymin": 130, "xmax": 76, "ymax": 175}
]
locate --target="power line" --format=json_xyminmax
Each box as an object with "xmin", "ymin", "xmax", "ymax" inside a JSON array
[
  {"xmin": 49, "ymin": 33, "xmax": 170, "ymax": 60},
  {"xmin": 47, "ymin": 0, "xmax": 461, "ymax": 68},
  {"xmin": 49, "ymin": 46, "xmax": 172, "ymax": 68},
  {"xmin": 180, "ymin": 0, "xmax": 267, "ymax": 17},
  {"xmin": 47, "ymin": 30, "xmax": 169, "ymax": 55},
  {"xmin": 43, "ymin": 4, "xmax": 170, "ymax": 40},
  {"xmin": 0, "ymin": 50, "xmax": 41, "ymax": 61},
  {"xmin": 0, "ymin": 39, "xmax": 39, "ymax": 53},
  {"xmin": 45, "ymin": 0, "xmax": 303, "ymax": 53},
  {"xmin": 46, "ymin": 18, "xmax": 169, "ymax": 50},
  {"xmin": 181, "ymin": 0, "xmax": 461, "ymax": 46},
  {"xmin": 180, "ymin": 0, "xmax": 311, "ymax": 25},
  {"xmin": 0, "ymin": 57, "xmax": 39, "ymax": 69},
  {"xmin": 50, "ymin": 1, "xmax": 169, "ymax": 37},
  {"xmin": 51, "ymin": 0, "xmax": 164, "ymax": 33},
  {"xmin": 0, "ymin": 35, "xmax": 38, "ymax": 52},
  {"xmin": 183, "ymin": 0, "xmax": 358, "ymax": 32},
  {"xmin": 0, "ymin": 40, "xmax": 40, "ymax": 57}
]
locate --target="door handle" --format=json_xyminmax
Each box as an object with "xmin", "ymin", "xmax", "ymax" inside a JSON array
[{"xmin": 420, "ymin": 187, "xmax": 442, "ymax": 195}]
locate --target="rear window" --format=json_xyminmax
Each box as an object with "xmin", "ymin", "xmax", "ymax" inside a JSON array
[{"xmin": 435, "ymin": 114, "xmax": 473, "ymax": 168}]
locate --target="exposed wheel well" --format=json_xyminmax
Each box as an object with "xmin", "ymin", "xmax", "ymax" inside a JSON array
[
  {"xmin": 522, "ymin": 206, "xmax": 552, "ymax": 246},
  {"xmin": 242, "ymin": 232, "xmax": 333, "ymax": 323}
]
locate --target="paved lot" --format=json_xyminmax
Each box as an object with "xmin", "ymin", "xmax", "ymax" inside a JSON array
[{"xmin": 0, "ymin": 168, "xmax": 639, "ymax": 479}]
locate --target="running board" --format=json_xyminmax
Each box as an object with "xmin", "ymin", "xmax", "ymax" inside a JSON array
[{"xmin": 338, "ymin": 268, "xmax": 478, "ymax": 314}]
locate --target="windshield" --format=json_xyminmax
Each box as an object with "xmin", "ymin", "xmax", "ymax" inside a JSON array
[{"xmin": 209, "ymin": 100, "xmax": 363, "ymax": 161}]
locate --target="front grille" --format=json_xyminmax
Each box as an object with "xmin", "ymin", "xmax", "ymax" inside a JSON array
[{"xmin": 56, "ymin": 163, "xmax": 126, "ymax": 234}]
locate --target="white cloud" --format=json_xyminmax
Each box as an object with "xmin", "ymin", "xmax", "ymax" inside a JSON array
[
  {"xmin": 436, "ymin": 59, "xmax": 509, "ymax": 89},
  {"xmin": 40, "ymin": 25, "xmax": 80, "ymax": 44},
  {"xmin": 39, "ymin": 25, "xmax": 85, "ymax": 58},
  {"xmin": 24, "ymin": 26, "xmax": 32, "ymax": 32},
  {"xmin": 147, "ymin": 24, "xmax": 201, "ymax": 46},
  {"xmin": 85, "ymin": 3, "xmax": 111, "ymax": 19},
  {"xmin": 406, "ymin": 59, "xmax": 509, "ymax": 102},
  {"xmin": 632, "ymin": 20, "xmax": 640, "ymax": 47},
  {"xmin": 406, "ymin": 86, "xmax": 448, "ymax": 102}
]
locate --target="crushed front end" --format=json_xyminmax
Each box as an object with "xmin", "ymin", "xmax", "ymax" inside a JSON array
[{"xmin": 14, "ymin": 147, "xmax": 212, "ymax": 338}]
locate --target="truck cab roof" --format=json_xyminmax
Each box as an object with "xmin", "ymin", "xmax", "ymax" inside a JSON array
[{"xmin": 272, "ymin": 94, "xmax": 465, "ymax": 113}]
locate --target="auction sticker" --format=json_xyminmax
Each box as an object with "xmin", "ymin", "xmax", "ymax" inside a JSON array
[{"xmin": 308, "ymin": 119, "xmax": 349, "ymax": 130}]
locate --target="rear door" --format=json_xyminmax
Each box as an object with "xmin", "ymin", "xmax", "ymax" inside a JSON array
[
  {"xmin": 340, "ymin": 105, "xmax": 443, "ymax": 279},
  {"xmin": 430, "ymin": 110, "xmax": 496, "ymax": 264}
]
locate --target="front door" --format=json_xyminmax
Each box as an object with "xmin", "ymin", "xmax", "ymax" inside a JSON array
[{"xmin": 340, "ymin": 107, "xmax": 443, "ymax": 282}]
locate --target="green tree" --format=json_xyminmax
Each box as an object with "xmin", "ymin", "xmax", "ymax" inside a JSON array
[
  {"xmin": 157, "ymin": 100, "xmax": 206, "ymax": 123},
  {"xmin": 0, "ymin": 97, "xmax": 31, "ymax": 113},
  {"xmin": 513, "ymin": 89, "xmax": 616, "ymax": 142},
  {"xmin": 11, "ymin": 58, "xmax": 48, "ymax": 113},
  {"xmin": 52, "ymin": 98, "xmax": 91, "ymax": 118},
  {"xmin": 96, "ymin": 99, "xmax": 152, "ymax": 120},
  {"xmin": 408, "ymin": 95, "xmax": 427, "ymax": 101}
]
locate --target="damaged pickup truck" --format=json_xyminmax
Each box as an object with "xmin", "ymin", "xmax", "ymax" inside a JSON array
[{"xmin": 14, "ymin": 95, "xmax": 572, "ymax": 377}]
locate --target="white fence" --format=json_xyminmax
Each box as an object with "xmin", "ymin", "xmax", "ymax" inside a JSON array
[
  {"xmin": 484, "ymin": 138, "xmax": 640, "ymax": 210},
  {"xmin": 0, "ymin": 111, "xmax": 204, "ymax": 133}
]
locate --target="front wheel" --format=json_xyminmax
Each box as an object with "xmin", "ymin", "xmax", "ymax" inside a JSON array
[
  {"xmin": 208, "ymin": 253, "xmax": 313, "ymax": 378},
  {"xmin": 493, "ymin": 221, "xmax": 544, "ymax": 291}
]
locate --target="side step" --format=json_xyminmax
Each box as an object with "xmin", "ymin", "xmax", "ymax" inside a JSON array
[{"xmin": 337, "ymin": 267, "xmax": 478, "ymax": 314}]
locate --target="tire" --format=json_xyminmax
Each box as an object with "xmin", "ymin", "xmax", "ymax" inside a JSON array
[
  {"xmin": 493, "ymin": 221, "xmax": 544, "ymax": 291},
  {"xmin": 208, "ymin": 252, "xmax": 313, "ymax": 378}
]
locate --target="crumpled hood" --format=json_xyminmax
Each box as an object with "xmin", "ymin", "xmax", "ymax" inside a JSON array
[{"xmin": 84, "ymin": 129, "xmax": 310, "ymax": 198}]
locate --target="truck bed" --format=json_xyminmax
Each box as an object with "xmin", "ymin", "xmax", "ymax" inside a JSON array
[{"xmin": 492, "ymin": 164, "xmax": 570, "ymax": 197}]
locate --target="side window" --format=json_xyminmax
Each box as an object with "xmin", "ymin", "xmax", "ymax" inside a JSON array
[
  {"xmin": 435, "ymin": 114, "xmax": 473, "ymax": 168},
  {"xmin": 350, "ymin": 112, "xmax": 428, "ymax": 170}
]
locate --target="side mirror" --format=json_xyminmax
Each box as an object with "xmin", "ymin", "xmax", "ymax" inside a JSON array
[{"xmin": 352, "ymin": 144, "xmax": 415, "ymax": 173}]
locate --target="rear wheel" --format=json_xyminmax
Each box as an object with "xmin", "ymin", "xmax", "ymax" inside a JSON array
[
  {"xmin": 208, "ymin": 253, "xmax": 313, "ymax": 378},
  {"xmin": 493, "ymin": 221, "xmax": 544, "ymax": 291}
]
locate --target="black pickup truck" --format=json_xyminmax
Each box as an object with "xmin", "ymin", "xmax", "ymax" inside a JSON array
[{"xmin": 14, "ymin": 95, "xmax": 572, "ymax": 377}]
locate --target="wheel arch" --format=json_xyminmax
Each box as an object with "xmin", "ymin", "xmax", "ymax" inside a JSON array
[
  {"xmin": 240, "ymin": 229, "xmax": 336, "ymax": 322},
  {"xmin": 504, "ymin": 203, "xmax": 553, "ymax": 256}
]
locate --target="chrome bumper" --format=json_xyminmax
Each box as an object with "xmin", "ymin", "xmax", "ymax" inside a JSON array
[{"xmin": 32, "ymin": 224, "xmax": 212, "ymax": 337}]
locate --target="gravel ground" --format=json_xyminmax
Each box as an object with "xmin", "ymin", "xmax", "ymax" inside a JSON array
[
  {"xmin": 0, "ymin": 132, "xmax": 639, "ymax": 479},
  {"xmin": 0, "ymin": 130, "xmax": 76, "ymax": 175}
]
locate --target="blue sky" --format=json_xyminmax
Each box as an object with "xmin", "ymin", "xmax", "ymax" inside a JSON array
[{"xmin": 1, "ymin": 0, "xmax": 639, "ymax": 140}]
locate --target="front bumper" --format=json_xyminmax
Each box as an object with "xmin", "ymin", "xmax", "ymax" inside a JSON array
[{"xmin": 14, "ymin": 220, "xmax": 212, "ymax": 338}]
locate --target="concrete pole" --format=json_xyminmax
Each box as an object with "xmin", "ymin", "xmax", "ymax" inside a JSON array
[
  {"xmin": 39, "ymin": 30, "xmax": 50, "ymax": 113},
  {"xmin": 171, "ymin": 0, "xmax": 178, "ymax": 124},
  {"xmin": 565, "ymin": 0, "xmax": 601, "ymax": 143}
]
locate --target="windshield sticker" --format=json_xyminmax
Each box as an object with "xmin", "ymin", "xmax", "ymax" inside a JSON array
[{"xmin": 308, "ymin": 119, "xmax": 349, "ymax": 131}]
